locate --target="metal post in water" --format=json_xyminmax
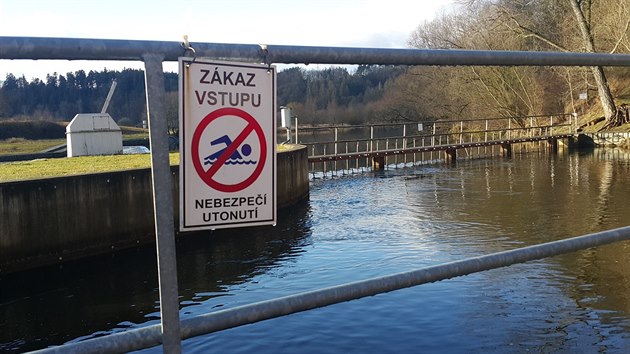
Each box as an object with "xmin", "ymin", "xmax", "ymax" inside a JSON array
[
  {"xmin": 421, "ymin": 138, "xmax": 425, "ymax": 163},
  {"xmin": 413, "ymin": 137, "xmax": 416, "ymax": 165},
  {"xmin": 403, "ymin": 124, "xmax": 407, "ymax": 165},
  {"xmin": 294, "ymin": 117, "xmax": 298, "ymax": 144},
  {"xmin": 143, "ymin": 54, "xmax": 181, "ymax": 354},
  {"xmin": 345, "ymin": 142, "xmax": 349, "ymax": 174},
  {"xmin": 334, "ymin": 128, "xmax": 338, "ymax": 174},
  {"xmin": 356, "ymin": 141, "xmax": 359, "ymax": 172},
  {"xmin": 323, "ymin": 145, "xmax": 327, "ymax": 177}
]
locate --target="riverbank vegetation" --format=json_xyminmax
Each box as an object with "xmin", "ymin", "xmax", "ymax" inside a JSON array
[{"xmin": 397, "ymin": 0, "xmax": 630, "ymax": 132}]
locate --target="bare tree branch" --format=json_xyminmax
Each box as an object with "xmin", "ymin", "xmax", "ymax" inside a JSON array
[
  {"xmin": 609, "ymin": 17, "xmax": 630, "ymax": 54},
  {"xmin": 502, "ymin": 13, "xmax": 571, "ymax": 52}
]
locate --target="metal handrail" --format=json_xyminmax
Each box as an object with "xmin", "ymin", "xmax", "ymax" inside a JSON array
[
  {"xmin": 296, "ymin": 113, "xmax": 576, "ymax": 132},
  {"xmin": 33, "ymin": 225, "xmax": 630, "ymax": 354},
  {"xmin": 4, "ymin": 36, "xmax": 630, "ymax": 67}
]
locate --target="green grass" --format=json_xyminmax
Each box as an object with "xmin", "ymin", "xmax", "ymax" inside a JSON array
[
  {"xmin": 0, "ymin": 123, "xmax": 149, "ymax": 155},
  {"xmin": 0, "ymin": 153, "xmax": 180, "ymax": 182},
  {"xmin": 0, "ymin": 142, "xmax": 295, "ymax": 182},
  {"xmin": 0, "ymin": 138, "xmax": 66, "ymax": 154},
  {"xmin": 0, "ymin": 136, "xmax": 149, "ymax": 155}
]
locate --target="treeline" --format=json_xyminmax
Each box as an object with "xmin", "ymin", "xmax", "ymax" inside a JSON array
[
  {"xmin": 0, "ymin": 69, "xmax": 177, "ymax": 126},
  {"xmin": 0, "ymin": 65, "xmax": 404, "ymax": 128},
  {"xmin": 0, "ymin": 120, "xmax": 65, "ymax": 140},
  {"xmin": 278, "ymin": 65, "xmax": 405, "ymax": 124}
]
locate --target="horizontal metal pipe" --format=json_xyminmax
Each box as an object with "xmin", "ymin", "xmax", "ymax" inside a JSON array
[
  {"xmin": 32, "ymin": 225, "xmax": 630, "ymax": 354},
  {"xmin": 4, "ymin": 36, "xmax": 630, "ymax": 67},
  {"xmin": 297, "ymin": 113, "xmax": 576, "ymax": 131}
]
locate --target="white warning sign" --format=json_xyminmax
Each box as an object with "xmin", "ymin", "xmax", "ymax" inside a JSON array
[{"xmin": 179, "ymin": 59, "xmax": 276, "ymax": 231}]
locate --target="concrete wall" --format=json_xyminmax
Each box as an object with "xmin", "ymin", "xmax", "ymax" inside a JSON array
[
  {"xmin": 277, "ymin": 145, "xmax": 309, "ymax": 209},
  {"xmin": 577, "ymin": 132, "xmax": 630, "ymax": 147},
  {"xmin": 0, "ymin": 145, "xmax": 308, "ymax": 274}
]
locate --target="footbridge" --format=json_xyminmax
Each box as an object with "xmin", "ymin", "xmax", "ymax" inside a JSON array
[{"xmin": 295, "ymin": 113, "xmax": 578, "ymax": 176}]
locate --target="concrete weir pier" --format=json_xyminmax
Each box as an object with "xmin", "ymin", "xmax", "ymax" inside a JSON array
[{"xmin": 0, "ymin": 145, "xmax": 309, "ymax": 274}]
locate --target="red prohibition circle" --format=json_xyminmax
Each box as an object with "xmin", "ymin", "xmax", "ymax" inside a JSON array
[{"xmin": 191, "ymin": 107, "xmax": 267, "ymax": 192}]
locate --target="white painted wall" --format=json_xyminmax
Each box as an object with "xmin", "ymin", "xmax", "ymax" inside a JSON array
[{"xmin": 66, "ymin": 113, "xmax": 123, "ymax": 157}]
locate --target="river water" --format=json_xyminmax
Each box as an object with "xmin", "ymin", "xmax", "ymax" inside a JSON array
[{"xmin": 3, "ymin": 148, "xmax": 630, "ymax": 353}]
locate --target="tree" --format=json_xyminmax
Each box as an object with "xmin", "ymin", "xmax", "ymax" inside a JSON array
[
  {"xmin": 568, "ymin": 0, "xmax": 617, "ymax": 128},
  {"xmin": 406, "ymin": 1, "xmax": 553, "ymax": 120},
  {"xmin": 278, "ymin": 67, "xmax": 307, "ymax": 105},
  {"xmin": 494, "ymin": 0, "xmax": 624, "ymax": 128}
]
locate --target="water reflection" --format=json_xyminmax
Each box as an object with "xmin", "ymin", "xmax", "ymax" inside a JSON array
[
  {"xmin": 402, "ymin": 148, "xmax": 630, "ymax": 337},
  {"xmin": 0, "ymin": 200, "xmax": 312, "ymax": 352}
]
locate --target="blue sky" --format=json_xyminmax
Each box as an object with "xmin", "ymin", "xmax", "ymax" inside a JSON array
[{"xmin": 0, "ymin": 0, "xmax": 454, "ymax": 80}]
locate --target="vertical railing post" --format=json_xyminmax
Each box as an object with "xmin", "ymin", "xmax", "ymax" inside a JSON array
[
  {"xmin": 142, "ymin": 54, "xmax": 181, "ymax": 354},
  {"xmin": 334, "ymin": 127, "xmax": 338, "ymax": 156},
  {"xmin": 432, "ymin": 123, "xmax": 436, "ymax": 147},
  {"xmin": 413, "ymin": 137, "xmax": 416, "ymax": 164},
  {"xmin": 421, "ymin": 138, "xmax": 425, "ymax": 163},
  {"xmin": 370, "ymin": 125, "xmax": 374, "ymax": 152},
  {"xmin": 294, "ymin": 117, "xmax": 299, "ymax": 144},
  {"xmin": 484, "ymin": 120, "xmax": 488, "ymax": 142},
  {"xmin": 402, "ymin": 124, "xmax": 407, "ymax": 148},
  {"xmin": 459, "ymin": 120, "xmax": 463, "ymax": 144}
]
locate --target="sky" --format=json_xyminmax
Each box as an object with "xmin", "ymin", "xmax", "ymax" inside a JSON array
[{"xmin": 0, "ymin": 0, "xmax": 455, "ymax": 80}]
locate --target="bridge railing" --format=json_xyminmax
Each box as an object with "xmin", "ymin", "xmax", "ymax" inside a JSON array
[{"xmin": 298, "ymin": 113, "xmax": 577, "ymax": 171}]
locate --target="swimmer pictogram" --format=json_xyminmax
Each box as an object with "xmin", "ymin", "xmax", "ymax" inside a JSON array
[
  {"xmin": 203, "ymin": 135, "xmax": 257, "ymax": 166},
  {"xmin": 191, "ymin": 107, "xmax": 267, "ymax": 193}
]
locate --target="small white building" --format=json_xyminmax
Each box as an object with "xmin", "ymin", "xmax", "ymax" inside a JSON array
[{"xmin": 66, "ymin": 113, "xmax": 123, "ymax": 157}]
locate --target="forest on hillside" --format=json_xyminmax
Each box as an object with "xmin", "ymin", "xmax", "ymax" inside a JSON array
[
  {"xmin": 1, "ymin": 0, "xmax": 629, "ymax": 131},
  {"xmin": 0, "ymin": 65, "xmax": 404, "ymax": 128}
]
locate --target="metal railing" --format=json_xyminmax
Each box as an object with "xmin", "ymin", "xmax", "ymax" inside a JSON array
[
  {"xmin": 299, "ymin": 114, "xmax": 577, "ymax": 175},
  {"xmin": 303, "ymin": 114, "xmax": 577, "ymax": 156},
  {"xmin": 32, "ymin": 225, "xmax": 630, "ymax": 353},
  {"xmin": 3, "ymin": 36, "xmax": 630, "ymax": 353}
]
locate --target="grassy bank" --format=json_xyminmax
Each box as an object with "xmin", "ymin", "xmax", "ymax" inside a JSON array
[
  {"xmin": 0, "ymin": 153, "xmax": 180, "ymax": 182},
  {"xmin": 0, "ymin": 138, "xmax": 66, "ymax": 154},
  {"xmin": 0, "ymin": 144, "xmax": 298, "ymax": 182}
]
